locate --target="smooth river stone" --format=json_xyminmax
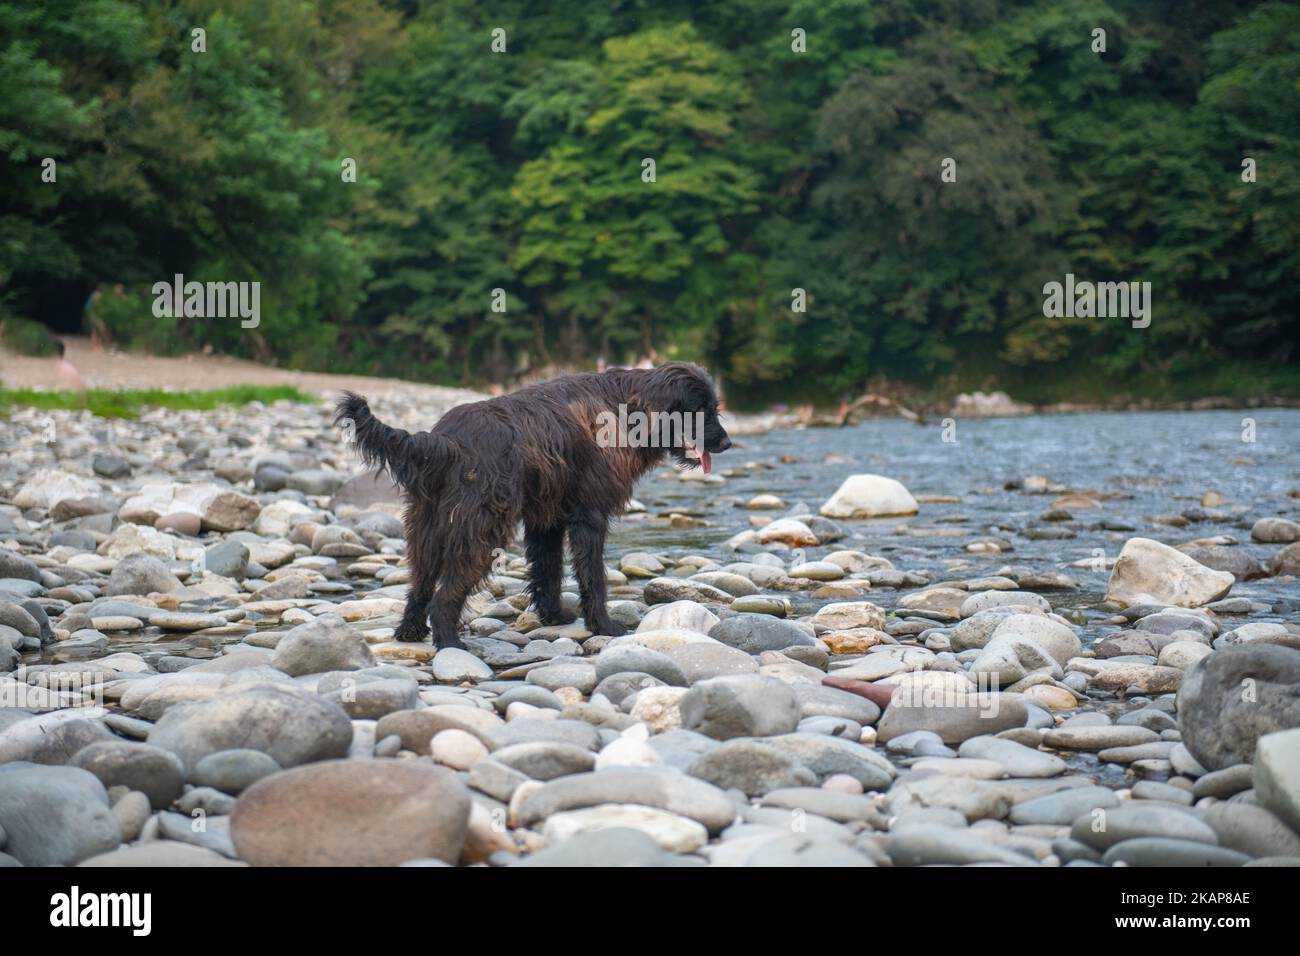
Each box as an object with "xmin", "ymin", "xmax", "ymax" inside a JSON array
[
  {"xmin": 231, "ymin": 759, "xmax": 471, "ymax": 866},
  {"xmin": 1041, "ymin": 725, "xmax": 1159, "ymax": 751},
  {"xmin": 150, "ymin": 611, "xmax": 227, "ymax": 631},
  {"xmin": 543, "ymin": 804, "xmax": 707, "ymax": 853},
  {"xmin": 1007, "ymin": 786, "xmax": 1120, "ymax": 825},
  {"xmin": 1100, "ymin": 838, "xmax": 1250, "ymax": 867},
  {"xmin": 876, "ymin": 694, "xmax": 1029, "ymax": 745},
  {"xmin": 887, "ymin": 824, "xmax": 1038, "ymax": 867},
  {"xmin": 1070, "ymin": 802, "xmax": 1219, "ymax": 851},
  {"xmin": 514, "ymin": 767, "xmax": 737, "ymax": 834},
  {"xmin": 957, "ymin": 736, "xmax": 1066, "ymax": 777},
  {"xmin": 147, "ymin": 685, "xmax": 353, "ymax": 774}
]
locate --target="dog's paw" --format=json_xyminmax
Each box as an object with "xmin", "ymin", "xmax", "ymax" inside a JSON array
[
  {"xmin": 590, "ymin": 619, "xmax": 626, "ymax": 638},
  {"xmin": 434, "ymin": 634, "xmax": 467, "ymax": 651},
  {"xmin": 431, "ymin": 624, "xmax": 466, "ymax": 650},
  {"xmin": 538, "ymin": 608, "xmax": 577, "ymax": 626},
  {"xmin": 394, "ymin": 627, "xmax": 430, "ymax": 644}
]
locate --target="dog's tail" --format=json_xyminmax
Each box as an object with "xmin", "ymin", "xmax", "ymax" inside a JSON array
[{"xmin": 334, "ymin": 391, "xmax": 451, "ymax": 494}]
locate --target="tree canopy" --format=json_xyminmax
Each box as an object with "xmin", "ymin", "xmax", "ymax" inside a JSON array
[{"xmin": 3, "ymin": 0, "xmax": 1296, "ymax": 404}]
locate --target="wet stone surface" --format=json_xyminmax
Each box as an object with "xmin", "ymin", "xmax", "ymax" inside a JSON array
[{"xmin": 1, "ymin": 401, "xmax": 1298, "ymax": 866}]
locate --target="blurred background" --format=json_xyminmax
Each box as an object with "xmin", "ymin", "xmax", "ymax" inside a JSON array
[{"xmin": 1, "ymin": 0, "xmax": 1297, "ymax": 409}]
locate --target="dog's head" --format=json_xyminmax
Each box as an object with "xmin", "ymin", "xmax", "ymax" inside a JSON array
[{"xmin": 638, "ymin": 362, "xmax": 731, "ymax": 473}]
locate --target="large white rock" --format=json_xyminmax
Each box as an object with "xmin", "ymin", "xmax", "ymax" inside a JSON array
[
  {"xmin": 611, "ymin": 628, "xmax": 721, "ymax": 654},
  {"xmin": 1105, "ymin": 537, "xmax": 1234, "ymax": 608},
  {"xmin": 98, "ymin": 523, "xmax": 179, "ymax": 560},
  {"xmin": 950, "ymin": 391, "xmax": 1033, "ymax": 417},
  {"xmin": 638, "ymin": 601, "xmax": 720, "ymax": 635},
  {"xmin": 810, "ymin": 601, "xmax": 887, "ymax": 631},
  {"xmin": 118, "ymin": 482, "xmax": 183, "ymax": 524},
  {"xmin": 959, "ymin": 590, "xmax": 1050, "ymax": 618},
  {"xmin": 12, "ymin": 469, "xmax": 102, "ymax": 510},
  {"xmin": 756, "ymin": 518, "xmax": 818, "ymax": 547},
  {"xmin": 819, "ymin": 474, "xmax": 918, "ymax": 519},
  {"xmin": 969, "ymin": 635, "xmax": 1062, "ymax": 687},
  {"xmin": 966, "ymin": 613, "xmax": 1083, "ymax": 689},
  {"xmin": 595, "ymin": 724, "xmax": 661, "ymax": 770},
  {"xmin": 1254, "ymin": 728, "xmax": 1300, "ymax": 834},
  {"xmin": 988, "ymin": 614, "xmax": 1081, "ymax": 665},
  {"xmin": 431, "ymin": 647, "xmax": 493, "ymax": 683},
  {"xmin": 254, "ymin": 499, "xmax": 318, "ymax": 537},
  {"xmin": 119, "ymin": 482, "xmax": 260, "ymax": 532},
  {"xmin": 543, "ymin": 804, "xmax": 707, "ymax": 853}
]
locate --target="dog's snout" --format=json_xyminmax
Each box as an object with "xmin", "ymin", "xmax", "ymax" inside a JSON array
[{"xmin": 715, "ymin": 435, "xmax": 732, "ymax": 453}]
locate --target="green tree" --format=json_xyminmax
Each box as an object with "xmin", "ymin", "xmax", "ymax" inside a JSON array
[{"xmin": 511, "ymin": 24, "xmax": 762, "ymax": 366}]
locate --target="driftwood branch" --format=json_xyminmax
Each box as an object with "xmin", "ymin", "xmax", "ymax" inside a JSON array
[{"xmin": 839, "ymin": 393, "xmax": 925, "ymax": 426}]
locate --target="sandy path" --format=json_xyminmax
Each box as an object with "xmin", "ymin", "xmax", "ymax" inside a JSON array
[
  {"xmin": 0, "ymin": 337, "xmax": 485, "ymax": 406},
  {"xmin": 0, "ymin": 337, "xmax": 790, "ymax": 432}
]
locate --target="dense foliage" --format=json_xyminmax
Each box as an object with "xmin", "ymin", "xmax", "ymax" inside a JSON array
[{"xmin": 2, "ymin": 0, "xmax": 1296, "ymax": 403}]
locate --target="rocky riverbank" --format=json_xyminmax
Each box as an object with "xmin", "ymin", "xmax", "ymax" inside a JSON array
[{"xmin": 1, "ymin": 396, "xmax": 1299, "ymax": 867}]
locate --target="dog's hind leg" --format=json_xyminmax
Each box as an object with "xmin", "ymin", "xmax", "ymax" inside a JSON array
[
  {"xmin": 395, "ymin": 505, "xmax": 441, "ymax": 643},
  {"xmin": 427, "ymin": 537, "xmax": 498, "ymax": 650},
  {"xmin": 525, "ymin": 523, "xmax": 573, "ymax": 625},
  {"xmin": 568, "ymin": 510, "xmax": 623, "ymax": 636},
  {"xmin": 395, "ymin": 573, "xmax": 434, "ymax": 643}
]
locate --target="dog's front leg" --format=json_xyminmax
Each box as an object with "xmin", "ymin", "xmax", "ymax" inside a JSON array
[{"xmin": 568, "ymin": 513, "xmax": 623, "ymax": 637}]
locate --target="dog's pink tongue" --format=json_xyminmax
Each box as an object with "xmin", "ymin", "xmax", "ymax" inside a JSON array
[{"xmin": 702, "ymin": 451, "xmax": 712, "ymax": 474}]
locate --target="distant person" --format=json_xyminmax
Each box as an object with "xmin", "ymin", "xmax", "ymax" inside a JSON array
[
  {"xmin": 83, "ymin": 287, "xmax": 110, "ymax": 352},
  {"xmin": 55, "ymin": 340, "xmax": 87, "ymax": 403}
]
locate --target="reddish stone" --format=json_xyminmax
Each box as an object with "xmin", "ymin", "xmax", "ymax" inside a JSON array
[
  {"xmin": 822, "ymin": 675, "xmax": 898, "ymax": 709},
  {"xmin": 155, "ymin": 512, "xmax": 201, "ymax": 536}
]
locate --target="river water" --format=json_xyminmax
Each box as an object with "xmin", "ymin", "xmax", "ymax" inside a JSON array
[
  {"xmin": 614, "ymin": 408, "xmax": 1300, "ymax": 631},
  {"xmin": 19, "ymin": 407, "xmax": 1297, "ymax": 673}
]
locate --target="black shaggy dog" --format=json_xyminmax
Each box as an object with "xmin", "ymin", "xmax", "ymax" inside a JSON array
[{"xmin": 335, "ymin": 362, "xmax": 731, "ymax": 648}]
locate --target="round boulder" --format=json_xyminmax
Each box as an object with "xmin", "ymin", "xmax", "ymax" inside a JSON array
[
  {"xmin": 271, "ymin": 614, "xmax": 375, "ymax": 676},
  {"xmin": 1177, "ymin": 644, "xmax": 1300, "ymax": 770},
  {"xmin": 147, "ymin": 685, "xmax": 353, "ymax": 775},
  {"xmin": 679, "ymin": 674, "xmax": 800, "ymax": 740},
  {"xmin": 231, "ymin": 760, "xmax": 471, "ymax": 866},
  {"xmin": 0, "ymin": 765, "xmax": 121, "ymax": 866},
  {"xmin": 70, "ymin": 741, "xmax": 185, "ymax": 809},
  {"xmin": 709, "ymin": 615, "xmax": 814, "ymax": 654}
]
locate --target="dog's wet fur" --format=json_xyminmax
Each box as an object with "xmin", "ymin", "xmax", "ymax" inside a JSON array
[{"xmin": 335, "ymin": 362, "xmax": 731, "ymax": 647}]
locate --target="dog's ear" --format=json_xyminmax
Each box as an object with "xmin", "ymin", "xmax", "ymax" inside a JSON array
[{"xmin": 638, "ymin": 362, "xmax": 714, "ymax": 413}]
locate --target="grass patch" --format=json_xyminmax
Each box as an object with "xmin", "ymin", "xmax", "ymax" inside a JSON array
[{"xmin": 0, "ymin": 384, "xmax": 316, "ymax": 418}]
